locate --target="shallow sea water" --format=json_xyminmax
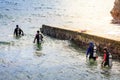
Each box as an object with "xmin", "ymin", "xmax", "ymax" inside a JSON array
[{"xmin": 0, "ymin": 0, "xmax": 120, "ymax": 80}]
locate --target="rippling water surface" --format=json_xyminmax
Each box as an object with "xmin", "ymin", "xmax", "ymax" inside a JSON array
[{"xmin": 0, "ymin": 0, "xmax": 120, "ymax": 80}]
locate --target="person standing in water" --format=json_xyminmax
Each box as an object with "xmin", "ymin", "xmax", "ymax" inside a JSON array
[
  {"xmin": 101, "ymin": 47, "xmax": 112, "ymax": 68},
  {"xmin": 14, "ymin": 25, "xmax": 24, "ymax": 37},
  {"xmin": 86, "ymin": 42, "xmax": 97, "ymax": 61},
  {"xmin": 33, "ymin": 30, "xmax": 43, "ymax": 44}
]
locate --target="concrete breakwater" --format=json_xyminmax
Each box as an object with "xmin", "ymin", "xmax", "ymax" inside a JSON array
[{"xmin": 40, "ymin": 25, "xmax": 120, "ymax": 59}]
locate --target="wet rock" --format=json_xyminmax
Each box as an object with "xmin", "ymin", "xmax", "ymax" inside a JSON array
[{"xmin": 111, "ymin": 0, "xmax": 120, "ymax": 23}]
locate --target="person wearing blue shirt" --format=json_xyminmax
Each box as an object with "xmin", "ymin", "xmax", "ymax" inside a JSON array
[{"xmin": 86, "ymin": 42, "xmax": 96, "ymax": 61}]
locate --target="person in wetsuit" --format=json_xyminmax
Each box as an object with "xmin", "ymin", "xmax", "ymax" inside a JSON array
[
  {"xmin": 101, "ymin": 48, "xmax": 109, "ymax": 67},
  {"xmin": 86, "ymin": 42, "xmax": 96, "ymax": 61},
  {"xmin": 14, "ymin": 25, "xmax": 24, "ymax": 36},
  {"xmin": 33, "ymin": 30, "xmax": 43, "ymax": 44}
]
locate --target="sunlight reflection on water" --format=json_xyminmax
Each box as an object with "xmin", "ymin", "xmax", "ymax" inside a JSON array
[{"xmin": 0, "ymin": 0, "xmax": 120, "ymax": 80}]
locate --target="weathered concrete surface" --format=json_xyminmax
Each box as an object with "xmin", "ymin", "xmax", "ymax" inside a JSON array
[
  {"xmin": 41, "ymin": 25, "xmax": 120, "ymax": 59},
  {"xmin": 111, "ymin": 0, "xmax": 120, "ymax": 23}
]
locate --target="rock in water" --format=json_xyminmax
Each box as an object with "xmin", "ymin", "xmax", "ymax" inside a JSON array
[{"xmin": 111, "ymin": 0, "xmax": 120, "ymax": 23}]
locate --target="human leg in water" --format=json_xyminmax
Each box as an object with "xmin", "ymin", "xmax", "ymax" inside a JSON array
[{"xmin": 36, "ymin": 43, "xmax": 42, "ymax": 50}]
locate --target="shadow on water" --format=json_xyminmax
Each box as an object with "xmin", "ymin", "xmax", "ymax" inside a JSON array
[
  {"xmin": 86, "ymin": 59, "xmax": 97, "ymax": 66},
  {"xmin": 0, "ymin": 41, "xmax": 10, "ymax": 45},
  {"xmin": 13, "ymin": 36, "xmax": 21, "ymax": 39},
  {"xmin": 100, "ymin": 66, "xmax": 112, "ymax": 76},
  {"xmin": 13, "ymin": 34, "xmax": 25, "ymax": 39},
  {"xmin": 68, "ymin": 41, "xmax": 86, "ymax": 55}
]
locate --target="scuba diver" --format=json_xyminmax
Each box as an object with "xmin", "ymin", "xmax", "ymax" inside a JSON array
[
  {"xmin": 101, "ymin": 48, "xmax": 112, "ymax": 68},
  {"xmin": 33, "ymin": 30, "xmax": 43, "ymax": 45},
  {"xmin": 14, "ymin": 25, "xmax": 24, "ymax": 37},
  {"xmin": 86, "ymin": 42, "xmax": 97, "ymax": 61}
]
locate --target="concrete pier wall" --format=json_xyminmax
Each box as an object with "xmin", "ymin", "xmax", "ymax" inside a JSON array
[{"xmin": 41, "ymin": 25, "xmax": 120, "ymax": 59}]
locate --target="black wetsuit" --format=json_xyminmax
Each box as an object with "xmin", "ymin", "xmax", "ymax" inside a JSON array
[
  {"xmin": 35, "ymin": 34, "xmax": 43, "ymax": 44},
  {"xmin": 88, "ymin": 46, "xmax": 95, "ymax": 60},
  {"xmin": 104, "ymin": 52, "xmax": 109, "ymax": 67},
  {"xmin": 14, "ymin": 28, "xmax": 24, "ymax": 36}
]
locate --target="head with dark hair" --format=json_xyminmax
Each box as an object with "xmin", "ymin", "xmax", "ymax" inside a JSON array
[
  {"xmin": 37, "ymin": 30, "xmax": 39, "ymax": 33},
  {"xmin": 89, "ymin": 42, "xmax": 94, "ymax": 47},
  {"xmin": 16, "ymin": 25, "xmax": 19, "ymax": 28},
  {"xmin": 103, "ymin": 47, "xmax": 108, "ymax": 53}
]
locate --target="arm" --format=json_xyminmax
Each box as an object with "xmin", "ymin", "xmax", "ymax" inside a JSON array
[
  {"xmin": 21, "ymin": 30, "xmax": 24, "ymax": 35},
  {"xmin": 101, "ymin": 53, "xmax": 106, "ymax": 66},
  {"xmin": 20, "ymin": 29, "xmax": 24, "ymax": 36},
  {"xmin": 33, "ymin": 35, "xmax": 37, "ymax": 43},
  {"xmin": 14, "ymin": 29, "xmax": 16, "ymax": 35},
  {"xmin": 86, "ymin": 48, "xmax": 90, "ymax": 57},
  {"xmin": 41, "ymin": 34, "xmax": 43, "ymax": 41},
  {"xmin": 103, "ymin": 53, "xmax": 106, "ymax": 62}
]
